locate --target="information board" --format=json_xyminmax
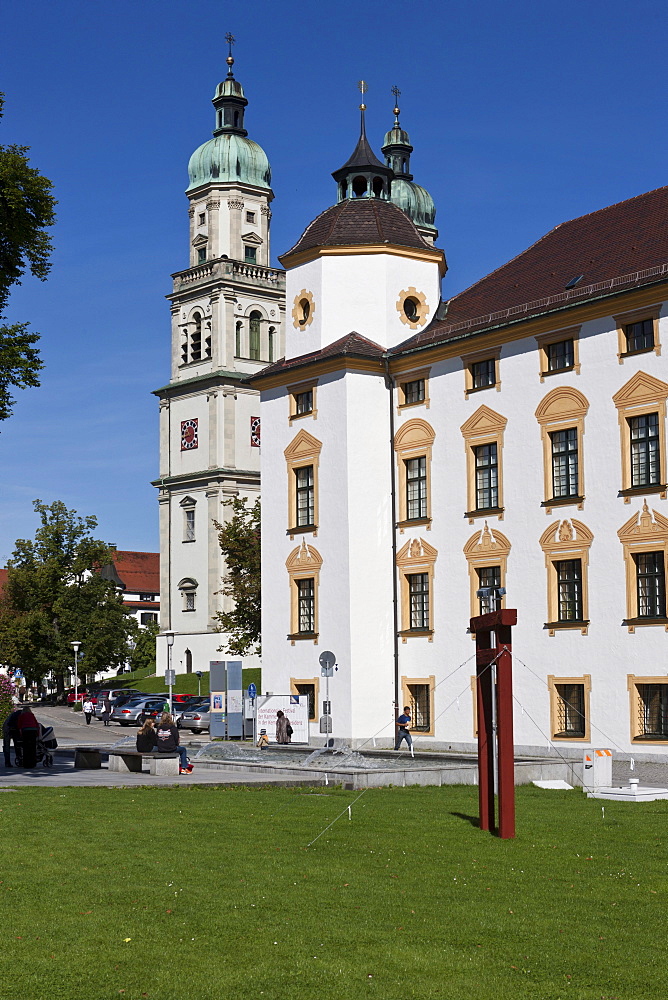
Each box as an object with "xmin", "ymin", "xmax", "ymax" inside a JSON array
[{"xmin": 256, "ymin": 694, "xmax": 309, "ymax": 744}]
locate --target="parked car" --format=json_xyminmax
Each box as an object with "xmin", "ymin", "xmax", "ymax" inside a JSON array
[
  {"xmin": 111, "ymin": 697, "xmax": 168, "ymax": 726},
  {"xmin": 67, "ymin": 691, "xmax": 96, "ymax": 705},
  {"xmin": 94, "ymin": 689, "xmax": 148, "ymax": 716},
  {"xmin": 178, "ymin": 703, "xmax": 211, "ymax": 733}
]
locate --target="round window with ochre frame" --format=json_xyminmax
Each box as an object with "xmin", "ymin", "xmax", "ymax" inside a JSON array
[
  {"xmin": 396, "ymin": 287, "xmax": 428, "ymax": 329},
  {"xmin": 292, "ymin": 289, "xmax": 316, "ymax": 330}
]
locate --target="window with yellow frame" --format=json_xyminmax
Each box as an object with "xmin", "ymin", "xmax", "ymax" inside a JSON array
[
  {"xmin": 617, "ymin": 501, "xmax": 668, "ymax": 631},
  {"xmin": 284, "ymin": 429, "xmax": 322, "ymax": 538},
  {"xmin": 460, "ymin": 405, "xmax": 507, "ymax": 523},
  {"xmin": 612, "ymin": 371, "xmax": 668, "ymax": 501},
  {"xmin": 285, "ymin": 541, "xmax": 322, "ymax": 644},
  {"xmin": 614, "ymin": 304, "xmax": 662, "ymax": 363},
  {"xmin": 394, "ymin": 418, "xmax": 435, "ymax": 532},
  {"xmin": 547, "ymin": 675, "xmax": 591, "ymax": 741},
  {"xmin": 535, "ymin": 386, "xmax": 589, "ymax": 514},
  {"xmin": 539, "ymin": 518, "xmax": 593, "ymax": 635},
  {"xmin": 396, "ymin": 537, "xmax": 437, "ymax": 641},
  {"xmin": 627, "ymin": 675, "xmax": 668, "ymax": 742}
]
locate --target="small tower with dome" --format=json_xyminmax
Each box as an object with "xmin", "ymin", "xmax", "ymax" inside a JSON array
[
  {"xmin": 382, "ymin": 88, "xmax": 438, "ymax": 244},
  {"xmin": 153, "ymin": 37, "xmax": 285, "ymax": 681}
]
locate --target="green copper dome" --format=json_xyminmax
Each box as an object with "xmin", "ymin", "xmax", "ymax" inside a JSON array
[
  {"xmin": 383, "ymin": 124, "xmax": 411, "ymax": 148},
  {"xmin": 187, "ymin": 134, "xmax": 271, "ymax": 192},
  {"xmin": 390, "ymin": 177, "xmax": 436, "ymax": 232}
]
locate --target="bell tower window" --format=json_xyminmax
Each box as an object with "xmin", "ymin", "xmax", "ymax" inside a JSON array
[
  {"xmin": 190, "ymin": 312, "xmax": 202, "ymax": 362},
  {"xmin": 249, "ymin": 311, "xmax": 261, "ymax": 360},
  {"xmin": 352, "ymin": 175, "xmax": 367, "ymax": 198},
  {"xmin": 268, "ymin": 326, "xmax": 275, "ymax": 362},
  {"xmin": 235, "ymin": 321, "xmax": 242, "ymax": 358},
  {"xmin": 372, "ymin": 176, "xmax": 384, "ymax": 198}
]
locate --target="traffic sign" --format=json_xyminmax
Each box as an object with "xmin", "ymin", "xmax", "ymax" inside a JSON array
[
  {"xmin": 165, "ymin": 669, "xmax": 176, "ymax": 685},
  {"xmin": 247, "ymin": 682, "xmax": 257, "ymax": 699},
  {"xmin": 319, "ymin": 651, "xmax": 336, "ymax": 668}
]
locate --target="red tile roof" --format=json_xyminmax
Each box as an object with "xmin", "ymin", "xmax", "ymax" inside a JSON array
[
  {"xmin": 252, "ymin": 332, "xmax": 385, "ymax": 381},
  {"xmin": 281, "ymin": 199, "xmax": 433, "ymax": 262},
  {"xmin": 111, "ymin": 551, "xmax": 160, "ymax": 596},
  {"xmin": 396, "ymin": 185, "xmax": 668, "ymax": 352}
]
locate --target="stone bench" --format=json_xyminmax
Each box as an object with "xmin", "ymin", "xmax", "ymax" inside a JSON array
[
  {"xmin": 74, "ymin": 747, "xmax": 104, "ymax": 769},
  {"xmin": 107, "ymin": 750, "xmax": 180, "ymax": 776}
]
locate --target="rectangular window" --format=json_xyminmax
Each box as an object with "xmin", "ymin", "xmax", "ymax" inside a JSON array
[
  {"xmin": 244, "ymin": 245, "xmax": 257, "ymax": 264},
  {"xmin": 246, "ymin": 211, "xmax": 256, "ymax": 223},
  {"xmin": 295, "ymin": 466, "xmax": 315, "ymax": 527},
  {"xmin": 547, "ymin": 339, "xmax": 575, "ymax": 372},
  {"xmin": 630, "ymin": 413, "xmax": 660, "ymax": 487},
  {"xmin": 294, "ymin": 683, "xmax": 316, "ymax": 721},
  {"xmin": 636, "ymin": 684, "xmax": 668, "ymax": 739},
  {"xmin": 474, "ymin": 443, "xmax": 498, "ymax": 510},
  {"xmin": 197, "ymin": 247, "xmax": 206, "ymax": 263},
  {"xmin": 625, "ymin": 318, "xmax": 654, "ymax": 354},
  {"xmin": 140, "ymin": 612, "xmax": 158, "ymax": 626},
  {"xmin": 297, "ymin": 578, "xmax": 315, "ymax": 633},
  {"xmin": 184, "ymin": 509, "xmax": 195, "ymax": 542},
  {"xmin": 551, "ymin": 427, "xmax": 579, "ymax": 498},
  {"xmin": 556, "ymin": 559, "xmax": 582, "ymax": 621},
  {"xmin": 139, "ymin": 593, "xmax": 156, "ymax": 602},
  {"xmin": 404, "ymin": 379, "xmax": 425, "ymax": 405},
  {"xmin": 472, "ymin": 359, "xmax": 496, "ymax": 389},
  {"xmin": 185, "ymin": 591, "xmax": 195, "ymax": 611},
  {"xmin": 407, "ymin": 573, "xmax": 429, "ymax": 630},
  {"xmin": 198, "ymin": 213, "xmax": 205, "ymax": 226},
  {"xmin": 405, "ymin": 456, "xmax": 427, "ymax": 520},
  {"xmin": 476, "ymin": 565, "xmax": 501, "ymax": 613},
  {"xmin": 554, "ymin": 683, "xmax": 585, "ymax": 738},
  {"xmin": 407, "ymin": 682, "xmax": 431, "ymax": 732},
  {"xmin": 296, "ymin": 390, "xmax": 313, "ymax": 415},
  {"xmin": 635, "ymin": 551, "xmax": 666, "ymax": 618}
]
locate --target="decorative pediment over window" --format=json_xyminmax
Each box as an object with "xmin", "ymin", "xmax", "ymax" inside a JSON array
[
  {"xmin": 241, "ymin": 231, "xmax": 263, "ymax": 246},
  {"xmin": 540, "ymin": 518, "xmax": 593, "ymax": 554},
  {"xmin": 284, "ymin": 429, "xmax": 323, "ymax": 462},
  {"xmin": 180, "ymin": 496, "xmax": 196, "ymax": 508},
  {"xmin": 396, "ymin": 537, "xmax": 438, "ymax": 568},
  {"xmin": 460, "ymin": 404, "xmax": 507, "ymax": 440},
  {"xmin": 192, "ymin": 233, "xmax": 208, "ymax": 248},
  {"xmin": 535, "ymin": 386, "xmax": 589, "ymax": 424},
  {"xmin": 177, "ymin": 577, "xmax": 198, "ymax": 590},
  {"xmin": 394, "ymin": 418, "xmax": 435, "ymax": 451},
  {"xmin": 463, "ymin": 522, "xmax": 511, "ymax": 558},
  {"xmin": 286, "ymin": 539, "xmax": 323, "ymax": 571},
  {"xmin": 612, "ymin": 371, "xmax": 668, "ymax": 410},
  {"xmin": 618, "ymin": 501, "xmax": 668, "ymax": 543}
]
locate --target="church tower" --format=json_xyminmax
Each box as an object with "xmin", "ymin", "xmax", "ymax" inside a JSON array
[{"xmin": 153, "ymin": 41, "xmax": 284, "ymax": 677}]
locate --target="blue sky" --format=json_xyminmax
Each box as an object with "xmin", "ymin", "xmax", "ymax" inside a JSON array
[{"xmin": 1, "ymin": 0, "xmax": 666, "ymax": 563}]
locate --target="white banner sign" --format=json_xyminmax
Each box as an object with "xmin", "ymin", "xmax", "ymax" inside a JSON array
[{"xmin": 256, "ymin": 694, "xmax": 309, "ymax": 744}]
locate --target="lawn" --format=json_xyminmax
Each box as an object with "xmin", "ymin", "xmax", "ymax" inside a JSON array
[
  {"xmin": 96, "ymin": 667, "xmax": 261, "ymax": 699},
  {"xmin": 1, "ymin": 784, "xmax": 666, "ymax": 1000}
]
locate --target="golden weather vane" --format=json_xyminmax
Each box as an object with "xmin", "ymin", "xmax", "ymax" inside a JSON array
[{"xmin": 357, "ymin": 79, "xmax": 367, "ymax": 111}]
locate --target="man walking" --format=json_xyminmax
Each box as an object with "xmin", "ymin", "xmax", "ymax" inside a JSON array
[
  {"xmin": 394, "ymin": 705, "xmax": 413, "ymax": 751},
  {"xmin": 82, "ymin": 697, "xmax": 94, "ymax": 725}
]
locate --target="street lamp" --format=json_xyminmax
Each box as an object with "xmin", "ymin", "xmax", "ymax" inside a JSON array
[
  {"xmin": 71, "ymin": 641, "xmax": 81, "ymax": 705},
  {"xmin": 165, "ymin": 630, "xmax": 174, "ymax": 715},
  {"xmin": 195, "ymin": 670, "xmax": 203, "ymax": 698}
]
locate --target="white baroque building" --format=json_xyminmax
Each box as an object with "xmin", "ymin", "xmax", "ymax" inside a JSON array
[
  {"xmin": 154, "ymin": 54, "xmax": 284, "ymax": 676},
  {"xmin": 253, "ymin": 95, "xmax": 668, "ymax": 759}
]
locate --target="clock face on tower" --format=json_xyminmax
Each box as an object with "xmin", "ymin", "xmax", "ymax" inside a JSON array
[{"xmin": 181, "ymin": 418, "xmax": 198, "ymax": 451}]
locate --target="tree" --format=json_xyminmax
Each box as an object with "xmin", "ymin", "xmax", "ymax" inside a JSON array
[
  {"xmin": 213, "ymin": 496, "xmax": 261, "ymax": 657},
  {"xmin": 128, "ymin": 619, "xmax": 160, "ymax": 674},
  {"xmin": 0, "ymin": 500, "xmax": 137, "ymax": 690},
  {"xmin": 0, "ymin": 93, "xmax": 56, "ymax": 422}
]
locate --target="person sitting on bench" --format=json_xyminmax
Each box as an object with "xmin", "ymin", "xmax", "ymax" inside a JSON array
[
  {"xmin": 136, "ymin": 718, "xmax": 157, "ymax": 752},
  {"xmin": 155, "ymin": 713, "xmax": 192, "ymax": 774}
]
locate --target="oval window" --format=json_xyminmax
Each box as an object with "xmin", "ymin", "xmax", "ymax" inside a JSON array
[
  {"xmin": 403, "ymin": 297, "xmax": 419, "ymax": 322},
  {"xmin": 299, "ymin": 298, "xmax": 311, "ymax": 325}
]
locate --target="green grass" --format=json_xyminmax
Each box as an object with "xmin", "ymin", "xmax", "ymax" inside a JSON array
[
  {"xmin": 96, "ymin": 667, "xmax": 261, "ymax": 698},
  {"xmin": 1, "ymin": 784, "xmax": 666, "ymax": 1000}
]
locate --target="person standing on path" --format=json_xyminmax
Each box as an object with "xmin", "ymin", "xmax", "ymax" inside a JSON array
[
  {"xmin": 82, "ymin": 697, "xmax": 94, "ymax": 725},
  {"xmin": 2, "ymin": 708, "xmax": 22, "ymax": 766},
  {"xmin": 394, "ymin": 706, "xmax": 413, "ymax": 751},
  {"xmin": 101, "ymin": 696, "xmax": 112, "ymax": 727},
  {"xmin": 155, "ymin": 713, "xmax": 192, "ymax": 773},
  {"xmin": 275, "ymin": 710, "xmax": 292, "ymax": 744}
]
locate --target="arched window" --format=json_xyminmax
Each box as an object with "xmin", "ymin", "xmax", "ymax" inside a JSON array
[
  {"xmin": 235, "ymin": 321, "xmax": 242, "ymax": 357},
  {"xmin": 340, "ymin": 181, "xmax": 347, "ymax": 201},
  {"xmin": 249, "ymin": 311, "xmax": 261, "ymax": 360},
  {"xmin": 372, "ymin": 176, "xmax": 384, "ymax": 198},
  {"xmin": 204, "ymin": 320, "xmax": 211, "ymax": 358},
  {"xmin": 191, "ymin": 312, "xmax": 202, "ymax": 362},
  {"xmin": 178, "ymin": 578, "xmax": 198, "ymax": 612},
  {"xmin": 234, "ymin": 111, "xmax": 239, "ymax": 128},
  {"xmin": 185, "ymin": 649, "xmax": 193, "ymax": 674},
  {"xmin": 352, "ymin": 175, "xmax": 367, "ymax": 198},
  {"xmin": 268, "ymin": 326, "xmax": 275, "ymax": 362}
]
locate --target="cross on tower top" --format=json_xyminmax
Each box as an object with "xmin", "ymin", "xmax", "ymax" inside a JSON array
[{"xmin": 225, "ymin": 32, "xmax": 236, "ymax": 75}]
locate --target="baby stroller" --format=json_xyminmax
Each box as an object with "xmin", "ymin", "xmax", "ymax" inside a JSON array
[
  {"xmin": 37, "ymin": 725, "xmax": 58, "ymax": 767},
  {"xmin": 16, "ymin": 724, "xmax": 58, "ymax": 768}
]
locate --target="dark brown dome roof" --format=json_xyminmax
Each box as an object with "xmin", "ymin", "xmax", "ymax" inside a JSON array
[{"xmin": 280, "ymin": 199, "xmax": 433, "ymax": 262}]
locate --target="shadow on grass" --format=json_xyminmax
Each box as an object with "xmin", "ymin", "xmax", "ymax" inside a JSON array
[{"xmin": 450, "ymin": 811, "xmax": 480, "ymax": 828}]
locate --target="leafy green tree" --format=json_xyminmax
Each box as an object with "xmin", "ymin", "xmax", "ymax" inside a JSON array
[
  {"xmin": 0, "ymin": 92, "xmax": 56, "ymax": 421},
  {"xmin": 0, "ymin": 500, "xmax": 137, "ymax": 691},
  {"xmin": 128, "ymin": 619, "xmax": 160, "ymax": 674},
  {"xmin": 213, "ymin": 496, "xmax": 261, "ymax": 657}
]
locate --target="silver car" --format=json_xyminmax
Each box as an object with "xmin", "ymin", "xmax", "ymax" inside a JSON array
[
  {"xmin": 178, "ymin": 702, "xmax": 211, "ymax": 733},
  {"xmin": 111, "ymin": 697, "xmax": 167, "ymax": 726}
]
